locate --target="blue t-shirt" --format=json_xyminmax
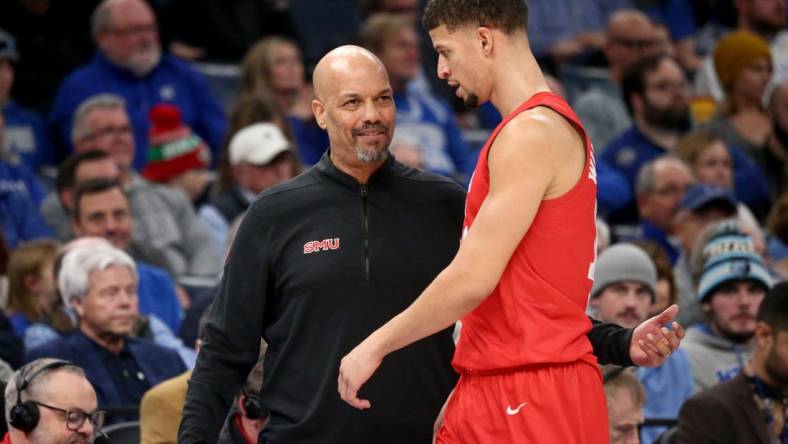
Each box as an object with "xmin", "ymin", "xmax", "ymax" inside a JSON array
[
  {"xmin": 136, "ymin": 262, "xmax": 183, "ymax": 334},
  {"xmin": 3, "ymin": 100, "xmax": 55, "ymax": 171},
  {"xmin": 48, "ymin": 52, "xmax": 227, "ymax": 170}
]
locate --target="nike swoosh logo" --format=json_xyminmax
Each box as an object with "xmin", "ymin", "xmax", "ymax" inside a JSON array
[{"xmin": 506, "ymin": 402, "xmax": 528, "ymax": 415}]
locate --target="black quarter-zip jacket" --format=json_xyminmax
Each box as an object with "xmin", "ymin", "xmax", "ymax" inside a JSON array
[{"xmin": 180, "ymin": 152, "xmax": 634, "ymax": 444}]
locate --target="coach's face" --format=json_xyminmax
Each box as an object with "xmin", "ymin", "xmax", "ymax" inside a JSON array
[{"xmin": 312, "ymin": 47, "xmax": 396, "ymax": 167}]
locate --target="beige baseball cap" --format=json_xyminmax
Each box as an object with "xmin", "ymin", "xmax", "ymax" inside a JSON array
[{"xmin": 229, "ymin": 123, "xmax": 291, "ymax": 165}]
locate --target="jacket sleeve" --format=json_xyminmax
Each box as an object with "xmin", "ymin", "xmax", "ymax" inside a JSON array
[
  {"xmin": 178, "ymin": 205, "xmax": 270, "ymax": 443},
  {"xmin": 586, "ymin": 317, "xmax": 634, "ymax": 367}
]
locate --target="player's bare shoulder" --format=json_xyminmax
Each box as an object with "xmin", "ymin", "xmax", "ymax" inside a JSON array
[{"xmin": 490, "ymin": 106, "xmax": 585, "ymax": 198}]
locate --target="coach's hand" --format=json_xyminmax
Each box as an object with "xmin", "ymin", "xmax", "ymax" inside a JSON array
[
  {"xmin": 629, "ymin": 304, "xmax": 685, "ymax": 367},
  {"xmin": 338, "ymin": 343, "xmax": 382, "ymax": 409}
]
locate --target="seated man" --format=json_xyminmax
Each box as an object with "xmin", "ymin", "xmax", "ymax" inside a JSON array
[
  {"xmin": 70, "ymin": 178, "xmax": 183, "ymax": 335},
  {"xmin": 0, "ymin": 116, "xmax": 46, "ymax": 208},
  {"xmin": 199, "ymin": 123, "xmax": 295, "ymax": 251},
  {"xmin": 3, "ymin": 358, "xmax": 102, "ymax": 443},
  {"xmin": 0, "ymin": 29, "xmax": 53, "ymax": 174},
  {"xmin": 590, "ymin": 243, "xmax": 694, "ymax": 444},
  {"xmin": 632, "ymin": 156, "xmax": 695, "ymax": 265},
  {"xmin": 27, "ymin": 244, "xmax": 186, "ymax": 411},
  {"xmin": 677, "ymin": 281, "xmax": 788, "ymax": 444},
  {"xmin": 42, "ymin": 150, "xmax": 121, "ymax": 241},
  {"xmin": 602, "ymin": 366, "xmax": 647, "ymax": 444},
  {"xmin": 672, "ymin": 184, "xmax": 739, "ymax": 327},
  {"xmin": 681, "ymin": 219, "xmax": 773, "ymax": 392},
  {"xmin": 48, "ymin": 0, "xmax": 227, "ymax": 170}
]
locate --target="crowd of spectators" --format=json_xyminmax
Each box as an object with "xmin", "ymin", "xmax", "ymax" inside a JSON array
[{"xmin": 0, "ymin": 0, "xmax": 787, "ymax": 443}]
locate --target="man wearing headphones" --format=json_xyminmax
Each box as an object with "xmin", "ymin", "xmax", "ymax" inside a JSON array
[{"xmin": 3, "ymin": 358, "xmax": 103, "ymax": 444}]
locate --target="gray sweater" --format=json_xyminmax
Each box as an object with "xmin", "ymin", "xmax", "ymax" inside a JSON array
[
  {"xmin": 40, "ymin": 173, "xmax": 223, "ymax": 280},
  {"xmin": 680, "ymin": 325, "xmax": 753, "ymax": 393}
]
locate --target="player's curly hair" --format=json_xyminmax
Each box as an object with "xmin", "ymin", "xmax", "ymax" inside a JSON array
[{"xmin": 422, "ymin": 0, "xmax": 528, "ymax": 34}]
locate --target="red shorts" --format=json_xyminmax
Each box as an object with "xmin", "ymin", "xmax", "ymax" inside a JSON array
[{"xmin": 435, "ymin": 361, "xmax": 608, "ymax": 444}]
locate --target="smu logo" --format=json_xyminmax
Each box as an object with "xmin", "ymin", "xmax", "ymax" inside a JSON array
[{"xmin": 304, "ymin": 238, "xmax": 340, "ymax": 254}]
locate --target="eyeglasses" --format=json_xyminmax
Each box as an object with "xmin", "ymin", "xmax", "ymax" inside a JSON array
[
  {"xmin": 654, "ymin": 184, "xmax": 690, "ymax": 197},
  {"xmin": 79, "ymin": 125, "xmax": 132, "ymax": 142},
  {"xmin": 32, "ymin": 401, "xmax": 106, "ymax": 431}
]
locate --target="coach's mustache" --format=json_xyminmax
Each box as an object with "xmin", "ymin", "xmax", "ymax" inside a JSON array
[{"xmin": 352, "ymin": 123, "xmax": 390, "ymax": 137}]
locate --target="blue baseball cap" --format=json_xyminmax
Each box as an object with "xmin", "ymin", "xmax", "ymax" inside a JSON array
[{"xmin": 679, "ymin": 184, "xmax": 737, "ymax": 214}]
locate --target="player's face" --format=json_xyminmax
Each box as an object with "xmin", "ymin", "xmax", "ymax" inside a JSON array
[{"xmin": 429, "ymin": 25, "xmax": 485, "ymax": 108}]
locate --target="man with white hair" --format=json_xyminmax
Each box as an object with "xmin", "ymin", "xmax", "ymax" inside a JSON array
[
  {"xmin": 47, "ymin": 0, "xmax": 227, "ymax": 170},
  {"xmin": 26, "ymin": 244, "xmax": 185, "ymax": 412},
  {"xmin": 3, "ymin": 358, "xmax": 102, "ymax": 444}
]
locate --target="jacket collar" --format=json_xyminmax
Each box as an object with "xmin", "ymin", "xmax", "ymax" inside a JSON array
[{"xmin": 314, "ymin": 149, "xmax": 397, "ymax": 190}]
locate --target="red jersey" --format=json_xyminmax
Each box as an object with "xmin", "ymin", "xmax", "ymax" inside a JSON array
[{"xmin": 453, "ymin": 92, "xmax": 599, "ymax": 373}]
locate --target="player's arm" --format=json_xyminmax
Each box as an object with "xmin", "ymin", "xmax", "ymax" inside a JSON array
[{"xmin": 338, "ymin": 112, "xmax": 567, "ymax": 408}]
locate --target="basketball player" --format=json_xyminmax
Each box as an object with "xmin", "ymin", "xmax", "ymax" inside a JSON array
[{"xmin": 338, "ymin": 1, "xmax": 685, "ymax": 442}]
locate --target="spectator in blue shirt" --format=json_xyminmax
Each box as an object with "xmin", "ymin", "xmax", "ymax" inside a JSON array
[
  {"xmin": 359, "ymin": 13, "xmax": 471, "ymax": 180},
  {"xmin": 48, "ymin": 0, "xmax": 227, "ymax": 171},
  {"xmin": 0, "ymin": 28, "xmax": 54, "ymax": 174},
  {"xmin": 1, "ymin": 116, "xmax": 46, "ymax": 208},
  {"xmin": 603, "ymin": 54, "xmax": 693, "ymax": 211},
  {"xmin": 633, "ymin": 156, "xmax": 695, "ymax": 265},
  {"xmin": 604, "ymin": 54, "xmax": 768, "ymax": 221}
]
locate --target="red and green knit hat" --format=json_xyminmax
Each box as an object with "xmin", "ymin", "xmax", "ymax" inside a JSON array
[{"xmin": 142, "ymin": 103, "xmax": 211, "ymax": 182}]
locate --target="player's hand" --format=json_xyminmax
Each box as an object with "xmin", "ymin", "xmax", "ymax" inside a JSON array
[
  {"xmin": 338, "ymin": 343, "xmax": 382, "ymax": 409},
  {"xmin": 629, "ymin": 304, "xmax": 685, "ymax": 367}
]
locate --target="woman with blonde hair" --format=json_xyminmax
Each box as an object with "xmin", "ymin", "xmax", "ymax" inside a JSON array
[
  {"xmin": 238, "ymin": 36, "xmax": 328, "ymax": 164},
  {"xmin": 5, "ymin": 240, "xmax": 60, "ymax": 338}
]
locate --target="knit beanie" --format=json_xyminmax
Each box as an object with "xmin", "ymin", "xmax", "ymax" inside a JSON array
[
  {"xmin": 142, "ymin": 103, "xmax": 211, "ymax": 182},
  {"xmin": 590, "ymin": 243, "xmax": 657, "ymax": 300},
  {"xmin": 713, "ymin": 30, "xmax": 772, "ymax": 93},
  {"xmin": 697, "ymin": 220, "xmax": 773, "ymax": 302}
]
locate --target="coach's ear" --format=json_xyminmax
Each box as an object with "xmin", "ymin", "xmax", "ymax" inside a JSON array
[
  {"xmin": 476, "ymin": 27, "xmax": 494, "ymax": 56},
  {"xmin": 312, "ymin": 99, "xmax": 327, "ymax": 130}
]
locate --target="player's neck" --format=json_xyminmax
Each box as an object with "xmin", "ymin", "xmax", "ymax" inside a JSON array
[{"xmin": 488, "ymin": 50, "xmax": 551, "ymax": 116}]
